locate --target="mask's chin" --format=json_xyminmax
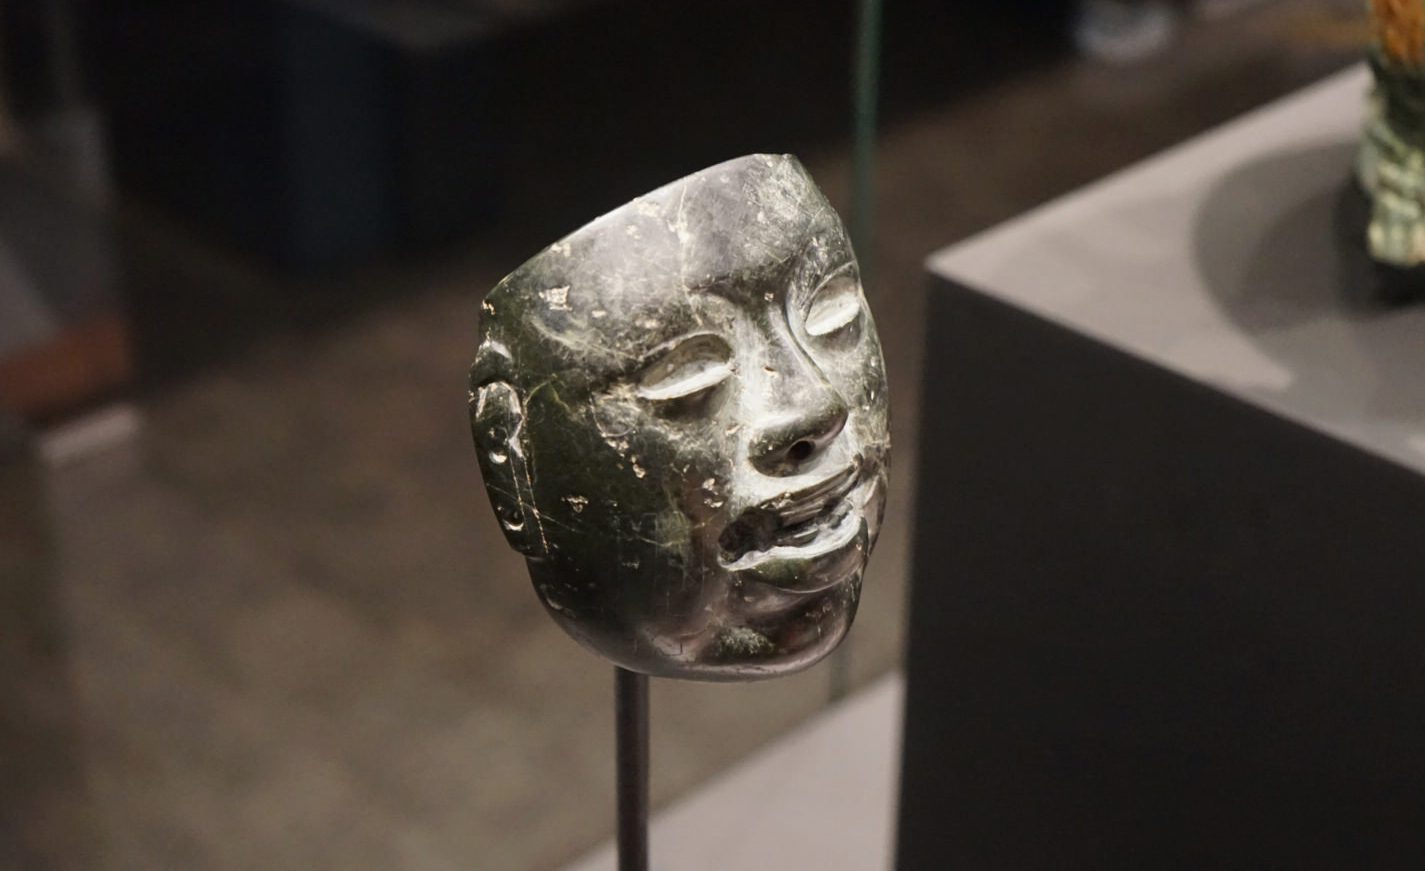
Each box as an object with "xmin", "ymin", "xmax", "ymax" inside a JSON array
[
  {"xmin": 615, "ymin": 564, "xmax": 861, "ymax": 680},
  {"xmin": 535, "ymin": 563, "xmax": 861, "ymax": 680},
  {"xmin": 701, "ymin": 580, "xmax": 860, "ymax": 678}
]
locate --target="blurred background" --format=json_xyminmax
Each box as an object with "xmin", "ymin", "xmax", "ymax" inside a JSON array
[{"xmin": 0, "ymin": 0, "xmax": 1366, "ymax": 868}]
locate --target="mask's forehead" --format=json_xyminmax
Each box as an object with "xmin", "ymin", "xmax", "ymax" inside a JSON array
[
  {"xmin": 481, "ymin": 155, "xmax": 839, "ymax": 383},
  {"xmin": 663, "ymin": 154, "xmax": 836, "ymax": 289}
]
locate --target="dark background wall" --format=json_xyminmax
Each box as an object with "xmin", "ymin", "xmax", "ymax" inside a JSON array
[{"xmin": 55, "ymin": 0, "xmax": 1071, "ymax": 268}]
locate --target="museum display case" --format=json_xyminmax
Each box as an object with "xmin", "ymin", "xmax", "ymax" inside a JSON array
[
  {"xmin": 902, "ymin": 67, "xmax": 1425, "ymax": 868},
  {"xmin": 0, "ymin": 1, "xmax": 1385, "ymax": 868}
]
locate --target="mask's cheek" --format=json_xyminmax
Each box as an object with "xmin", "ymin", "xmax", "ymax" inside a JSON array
[
  {"xmin": 666, "ymin": 449, "xmax": 741, "ymax": 572},
  {"xmin": 836, "ymin": 370, "xmax": 890, "ymax": 470},
  {"xmin": 518, "ymin": 394, "xmax": 642, "ymax": 543}
]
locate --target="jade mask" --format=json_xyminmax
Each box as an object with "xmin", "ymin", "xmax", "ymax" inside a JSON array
[{"xmin": 469, "ymin": 154, "xmax": 890, "ymax": 680}]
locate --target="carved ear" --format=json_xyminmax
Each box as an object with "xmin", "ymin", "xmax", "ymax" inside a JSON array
[{"xmin": 470, "ymin": 380, "xmax": 547, "ymax": 558}]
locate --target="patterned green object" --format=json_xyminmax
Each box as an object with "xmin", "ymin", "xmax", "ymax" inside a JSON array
[{"xmin": 1360, "ymin": 51, "xmax": 1425, "ymax": 269}]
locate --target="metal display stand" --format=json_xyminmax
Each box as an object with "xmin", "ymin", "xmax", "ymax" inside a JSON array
[{"xmin": 615, "ymin": 669, "xmax": 649, "ymax": 871}]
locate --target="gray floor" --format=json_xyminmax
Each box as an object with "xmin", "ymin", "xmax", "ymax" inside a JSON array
[{"xmin": 3, "ymin": 4, "xmax": 1359, "ymax": 869}]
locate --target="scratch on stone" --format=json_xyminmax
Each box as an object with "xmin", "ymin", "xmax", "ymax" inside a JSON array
[{"xmin": 540, "ymin": 286, "xmax": 571, "ymax": 310}]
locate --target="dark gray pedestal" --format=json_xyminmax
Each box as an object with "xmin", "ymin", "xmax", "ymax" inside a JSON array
[{"xmin": 899, "ymin": 67, "xmax": 1425, "ymax": 869}]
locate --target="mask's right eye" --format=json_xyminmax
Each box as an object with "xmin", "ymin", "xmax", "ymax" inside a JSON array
[{"xmin": 636, "ymin": 334, "xmax": 734, "ymax": 401}]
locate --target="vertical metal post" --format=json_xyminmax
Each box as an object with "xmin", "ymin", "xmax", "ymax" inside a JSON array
[
  {"xmin": 850, "ymin": 0, "xmax": 884, "ymax": 283},
  {"xmin": 615, "ymin": 668, "xmax": 649, "ymax": 871},
  {"xmin": 832, "ymin": 0, "xmax": 884, "ymax": 705}
]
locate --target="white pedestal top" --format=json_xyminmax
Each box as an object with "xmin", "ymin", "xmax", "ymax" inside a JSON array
[{"xmin": 930, "ymin": 66, "xmax": 1425, "ymax": 475}]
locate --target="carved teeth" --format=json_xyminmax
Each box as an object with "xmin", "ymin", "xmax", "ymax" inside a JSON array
[{"xmin": 717, "ymin": 462, "xmax": 862, "ymax": 562}]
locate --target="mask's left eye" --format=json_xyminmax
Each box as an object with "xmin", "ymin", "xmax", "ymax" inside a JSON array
[
  {"xmin": 805, "ymin": 273, "xmax": 863, "ymax": 337},
  {"xmin": 636, "ymin": 334, "xmax": 734, "ymax": 401}
]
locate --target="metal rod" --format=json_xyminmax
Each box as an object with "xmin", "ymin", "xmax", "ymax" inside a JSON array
[
  {"xmin": 850, "ymin": 0, "xmax": 884, "ymax": 284},
  {"xmin": 832, "ymin": 0, "xmax": 883, "ymax": 706},
  {"xmin": 615, "ymin": 667, "xmax": 649, "ymax": 871}
]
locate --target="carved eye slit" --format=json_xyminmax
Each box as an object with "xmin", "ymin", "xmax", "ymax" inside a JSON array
[
  {"xmin": 805, "ymin": 273, "xmax": 863, "ymax": 337},
  {"xmin": 636, "ymin": 334, "xmax": 734, "ymax": 401}
]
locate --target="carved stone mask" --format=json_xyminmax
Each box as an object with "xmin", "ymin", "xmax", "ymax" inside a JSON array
[{"xmin": 469, "ymin": 154, "xmax": 890, "ymax": 680}]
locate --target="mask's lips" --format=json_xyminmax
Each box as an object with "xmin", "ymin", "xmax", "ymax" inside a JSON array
[{"xmin": 718, "ymin": 460, "xmax": 865, "ymax": 585}]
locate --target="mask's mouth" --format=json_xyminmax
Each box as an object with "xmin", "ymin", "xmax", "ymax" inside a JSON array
[{"xmin": 718, "ymin": 459, "xmax": 865, "ymax": 575}]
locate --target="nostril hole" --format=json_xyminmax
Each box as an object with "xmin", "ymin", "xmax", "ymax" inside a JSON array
[{"xmin": 787, "ymin": 440, "xmax": 815, "ymax": 464}]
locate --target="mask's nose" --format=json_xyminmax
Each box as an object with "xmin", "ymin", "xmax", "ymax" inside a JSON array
[{"xmin": 747, "ymin": 345, "xmax": 849, "ymax": 477}]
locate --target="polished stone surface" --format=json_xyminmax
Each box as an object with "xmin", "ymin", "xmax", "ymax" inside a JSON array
[{"xmin": 472, "ymin": 155, "xmax": 890, "ymax": 679}]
